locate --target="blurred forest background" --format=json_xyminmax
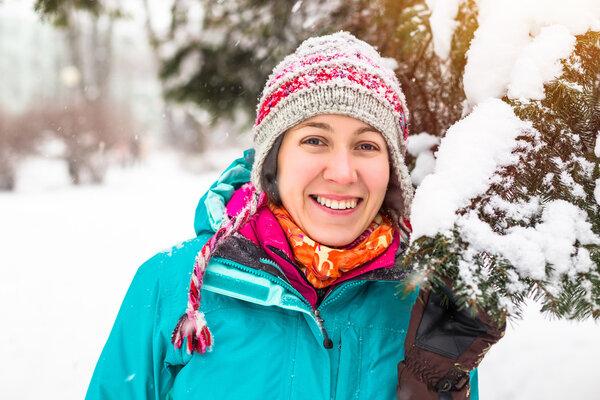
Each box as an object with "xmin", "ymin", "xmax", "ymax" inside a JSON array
[{"xmin": 0, "ymin": 0, "xmax": 475, "ymax": 191}]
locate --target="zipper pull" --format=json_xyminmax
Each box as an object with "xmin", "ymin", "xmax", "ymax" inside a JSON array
[{"xmin": 313, "ymin": 310, "xmax": 333, "ymax": 349}]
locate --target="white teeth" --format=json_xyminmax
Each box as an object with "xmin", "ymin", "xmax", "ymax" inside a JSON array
[{"xmin": 315, "ymin": 196, "xmax": 358, "ymax": 210}]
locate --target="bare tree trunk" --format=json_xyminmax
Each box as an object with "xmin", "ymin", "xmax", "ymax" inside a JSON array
[
  {"xmin": 91, "ymin": 15, "xmax": 114, "ymax": 102},
  {"xmin": 141, "ymin": 0, "xmax": 178, "ymax": 146},
  {"xmin": 0, "ymin": 115, "xmax": 15, "ymax": 191},
  {"xmin": 63, "ymin": 10, "xmax": 115, "ymax": 185},
  {"xmin": 65, "ymin": 14, "xmax": 86, "ymax": 101}
]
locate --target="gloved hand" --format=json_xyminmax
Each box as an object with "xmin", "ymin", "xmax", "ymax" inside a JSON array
[{"xmin": 397, "ymin": 282, "xmax": 506, "ymax": 400}]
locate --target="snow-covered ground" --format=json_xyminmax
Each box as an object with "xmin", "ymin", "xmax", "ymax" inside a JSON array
[
  {"xmin": 1, "ymin": 153, "xmax": 599, "ymax": 399},
  {"xmin": 0, "ymin": 153, "xmax": 217, "ymax": 399}
]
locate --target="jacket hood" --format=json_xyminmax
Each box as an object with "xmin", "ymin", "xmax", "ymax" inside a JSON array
[{"xmin": 194, "ymin": 149, "xmax": 255, "ymax": 236}]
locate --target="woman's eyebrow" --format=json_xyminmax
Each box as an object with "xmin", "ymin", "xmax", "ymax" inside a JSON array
[
  {"xmin": 355, "ymin": 126, "xmax": 379, "ymax": 135},
  {"xmin": 297, "ymin": 122, "xmax": 379, "ymax": 135},
  {"xmin": 297, "ymin": 121, "xmax": 332, "ymax": 131}
]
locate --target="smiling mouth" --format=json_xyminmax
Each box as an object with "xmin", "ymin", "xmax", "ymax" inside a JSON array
[{"xmin": 310, "ymin": 195, "xmax": 361, "ymax": 210}]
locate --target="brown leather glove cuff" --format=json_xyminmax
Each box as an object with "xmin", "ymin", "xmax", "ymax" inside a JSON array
[
  {"xmin": 397, "ymin": 281, "xmax": 506, "ymax": 400},
  {"xmin": 398, "ymin": 358, "xmax": 470, "ymax": 400}
]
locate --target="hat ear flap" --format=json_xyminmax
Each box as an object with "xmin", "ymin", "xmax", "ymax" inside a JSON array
[{"xmin": 260, "ymin": 135, "xmax": 284, "ymax": 206}]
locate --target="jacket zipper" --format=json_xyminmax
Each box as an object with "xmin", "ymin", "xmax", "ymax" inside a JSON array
[
  {"xmin": 318, "ymin": 280, "xmax": 365, "ymax": 311},
  {"xmin": 312, "ymin": 309, "xmax": 333, "ymax": 349}
]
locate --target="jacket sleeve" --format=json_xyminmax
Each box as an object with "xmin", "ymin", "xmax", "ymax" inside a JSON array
[
  {"xmin": 85, "ymin": 252, "xmax": 182, "ymax": 400},
  {"xmin": 397, "ymin": 280, "xmax": 506, "ymax": 400}
]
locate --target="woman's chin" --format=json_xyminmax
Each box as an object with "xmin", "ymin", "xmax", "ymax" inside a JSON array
[{"xmin": 305, "ymin": 225, "xmax": 361, "ymax": 248}]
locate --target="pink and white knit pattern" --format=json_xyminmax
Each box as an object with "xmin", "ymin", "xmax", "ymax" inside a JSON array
[
  {"xmin": 251, "ymin": 31, "xmax": 414, "ymax": 218},
  {"xmin": 172, "ymin": 188, "xmax": 267, "ymax": 354}
]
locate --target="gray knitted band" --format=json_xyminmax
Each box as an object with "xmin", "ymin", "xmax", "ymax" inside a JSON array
[{"xmin": 251, "ymin": 31, "xmax": 414, "ymax": 219}]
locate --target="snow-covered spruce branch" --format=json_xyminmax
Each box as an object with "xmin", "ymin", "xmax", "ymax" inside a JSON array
[
  {"xmin": 402, "ymin": 32, "xmax": 600, "ymax": 321},
  {"xmin": 402, "ymin": 226, "xmax": 600, "ymax": 323}
]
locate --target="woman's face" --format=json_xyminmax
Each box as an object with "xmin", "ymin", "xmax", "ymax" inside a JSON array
[{"xmin": 277, "ymin": 114, "xmax": 390, "ymax": 247}]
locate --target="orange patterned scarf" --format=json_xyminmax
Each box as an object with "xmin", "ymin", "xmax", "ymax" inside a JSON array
[{"xmin": 268, "ymin": 204, "xmax": 394, "ymax": 288}]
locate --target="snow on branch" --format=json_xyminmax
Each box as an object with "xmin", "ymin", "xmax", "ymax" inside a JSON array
[{"xmin": 405, "ymin": 2, "xmax": 600, "ymax": 321}]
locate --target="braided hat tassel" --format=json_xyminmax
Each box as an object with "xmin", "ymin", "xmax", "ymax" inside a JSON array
[{"xmin": 172, "ymin": 187, "xmax": 266, "ymax": 354}]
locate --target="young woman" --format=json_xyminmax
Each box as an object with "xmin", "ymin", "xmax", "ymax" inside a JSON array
[{"xmin": 86, "ymin": 32, "xmax": 503, "ymax": 400}]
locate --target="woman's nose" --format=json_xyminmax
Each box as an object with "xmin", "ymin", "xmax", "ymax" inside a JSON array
[{"xmin": 322, "ymin": 149, "xmax": 358, "ymax": 185}]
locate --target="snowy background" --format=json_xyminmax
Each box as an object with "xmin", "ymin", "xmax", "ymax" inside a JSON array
[{"xmin": 2, "ymin": 0, "xmax": 600, "ymax": 399}]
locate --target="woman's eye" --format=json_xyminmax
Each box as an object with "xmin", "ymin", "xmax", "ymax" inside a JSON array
[
  {"xmin": 303, "ymin": 137, "xmax": 324, "ymax": 146},
  {"xmin": 357, "ymin": 143, "xmax": 378, "ymax": 151}
]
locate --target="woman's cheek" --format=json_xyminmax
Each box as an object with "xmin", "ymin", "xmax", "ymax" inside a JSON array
[{"xmin": 363, "ymin": 158, "xmax": 389, "ymax": 189}]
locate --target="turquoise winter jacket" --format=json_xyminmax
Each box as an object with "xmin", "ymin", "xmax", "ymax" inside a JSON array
[{"xmin": 85, "ymin": 150, "xmax": 478, "ymax": 399}]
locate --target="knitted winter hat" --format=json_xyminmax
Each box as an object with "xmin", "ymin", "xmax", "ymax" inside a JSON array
[{"xmin": 252, "ymin": 31, "xmax": 414, "ymax": 218}]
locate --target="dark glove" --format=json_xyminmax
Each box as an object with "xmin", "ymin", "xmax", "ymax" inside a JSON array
[{"xmin": 397, "ymin": 281, "xmax": 506, "ymax": 400}]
